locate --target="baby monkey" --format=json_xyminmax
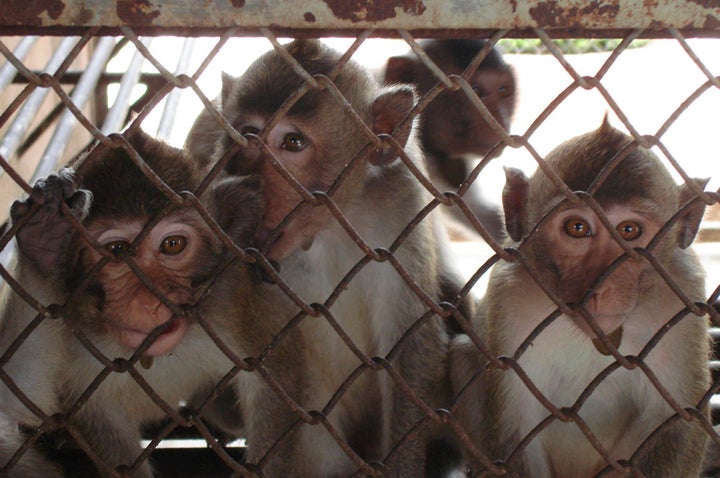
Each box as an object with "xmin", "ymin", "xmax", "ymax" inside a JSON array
[
  {"xmin": 451, "ymin": 119, "xmax": 711, "ymax": 477},
  {"xmin": 0, "ymin": 130, "xmax": 307, "ymax": 477}
]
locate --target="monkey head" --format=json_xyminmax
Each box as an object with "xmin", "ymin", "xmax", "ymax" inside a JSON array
[
  {"xmin": 501, "ymin": 119, "xmax": 707, "ymax": 343},
  {"xmin": 385, "ymin": 39, "xmax": 516, "ymax": 161},
  {"xmin": 62, "ymin": 130, "xmax": 262, "ymax": 357},
  {"xmin": 217, "ymin": 39, "xmax": 417, "ymax": 260}
]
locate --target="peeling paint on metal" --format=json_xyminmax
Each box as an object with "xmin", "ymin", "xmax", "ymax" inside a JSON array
[
  {"xmin": 0, "ymin": 0, "xmax": 65, "ymax": 25},
  {"xmin": 689, "ymin": 0, "xmax": 718, "ymax": 8},
  {"xmin": 705, "ymin": 13, "xmax": 720, "ymax": 29},
  {"xmin": 73, "ymin": 7, "xmax": 94, "ymax": 25},
  {"xmin": 0, "ymin": 0, "xmax": 717, "ymax": 33},
  {"xmin": 529, "ymin": 0, "xmax": 619, "ymax": 28},
  {"xmin": 116, "ymin": 0, "xmax": 161, "ymax": 25},
  {"xmin": 322, "ymin": 0, "xmax": 426, "ymax": 23}
]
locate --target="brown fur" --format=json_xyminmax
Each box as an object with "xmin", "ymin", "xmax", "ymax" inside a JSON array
[
  {"xmin": 0, "ymin": 130, "xmax": 307, "ymax": 477},
  {"xmin": 451, "ymin": 121, "xmax": 710, "ymax": 477},
  {"xmin": 186, "ymin": 39, "xmax": 460, "ymax": 476}
]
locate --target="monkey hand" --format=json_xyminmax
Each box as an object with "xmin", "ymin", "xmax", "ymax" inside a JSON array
[{"xmin": 10, "ymin": 168, "xmax": 92, "ymax": 277}]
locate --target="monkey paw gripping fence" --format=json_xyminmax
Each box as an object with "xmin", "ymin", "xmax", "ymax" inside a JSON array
[{"xmin": 0, "ymin": 1, "xmax": 718, "ymax": 477}]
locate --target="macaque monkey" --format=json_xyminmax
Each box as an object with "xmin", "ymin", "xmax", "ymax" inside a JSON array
[
  {"xmin": 384, "ymin": 39, "xmax": 517, "ymax": 241},
  {"xmin": 186, "ymin": 39, "xmax": 463, "ymax": 475},
  {"xmin": 450, "ymin": 120, "xmax": 711, "ymax": 477},
  {"xmin": 0, "ymin": 130, "xmax": 308, "ymax": 477}
]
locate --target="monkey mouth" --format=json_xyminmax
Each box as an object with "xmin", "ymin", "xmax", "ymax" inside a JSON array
[
  {"xmin": 114, "ymin": 317, "xmax": 189, "ymax": 357},
  {"xmin": 591, "ymin": 326, "xmax": 623, "ymax": 356},
  {"xmin": 570, "ymin": 312, "xmax": 626, "ymax": 355},
  {"xmin": 256, "ymin": 227, "xmax": 280, "ymax": 249}
]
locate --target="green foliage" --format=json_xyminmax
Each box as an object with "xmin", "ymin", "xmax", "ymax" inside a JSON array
[{"xmin": 497, "ymin": 38, "xmax": 650, "ymax": 55}]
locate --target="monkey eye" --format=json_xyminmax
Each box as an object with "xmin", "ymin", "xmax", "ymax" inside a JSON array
[
  {"xmin": 616, "ymin": 220, "xmax": 642, "ymax": 241},
  {"xmin": 160, "ymin": 235, "xmax": 188, "ymax": 255},
  {"xmin": 498, "ymin": 86, "xmax": 512, "ymax": 98},
  {"xmin": 472, "ymin": 86, "xmax": 488, "ymax": 97},
  {"xmin": 282, "ymin": 132, "xmax": 307, "ymax": 152},
  {"xmin": 241, "ymin": 126, "xmax": 260, "ymax": 137},
  {"xmin": 104, "ymin": 240, "xmax": 132, "ymax": 257},
  {"xmin": 563, "ymin": 218, "xmax": 592, "ymax": 238}
]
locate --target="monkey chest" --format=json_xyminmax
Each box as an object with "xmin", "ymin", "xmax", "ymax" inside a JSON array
[{"xmin": 502, "ymin": 324, "xmax": 674, "ymax": 476}]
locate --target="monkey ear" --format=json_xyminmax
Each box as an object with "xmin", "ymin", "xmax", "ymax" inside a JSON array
[
  {"xmin": 599, "ymin": 112, "xmax": 612, "ymax": 132},
  {"xmin": 286, "ymin": 39, "xmax": 323, "ymax": 58},
  {"xmin": 677, "ymin": 177, "xmax": 710, "ymax": 249},
  {"xmin": 502, "ymin": 167, "xmax": 529, "ymax": 242},
  {"xmin": 123, "ymin": 125, "xmax": 153, "ymax": 145},
  {"xmin": 221, "ymin": 71, "xmax": 236, "ymax": 107},
  {"xmin": 369, "ymin": 85, "xmax": 416, "ymax": 166},
  {"xmin": 212, "ymin": 175, "xmax": 264, "ymax": 248},
  {"xmin": 384, "ymin": 56, "xmax": 415, "ymax": 85}
]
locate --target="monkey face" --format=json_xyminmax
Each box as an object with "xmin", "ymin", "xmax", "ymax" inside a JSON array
[
  {"xmin": 532, "ymin": 203, "xmax": 661, "ymax": 338},
  {"xmin": 78, "ymin": 213, "xmax": 214, "ymax": 357},
  {"xmin": 231, "ymin": 117, "xmax": 342, "ymax": 260},
  {"xmin": 422, "ymin": 68, "xmax": 514, "ymax": 159}
]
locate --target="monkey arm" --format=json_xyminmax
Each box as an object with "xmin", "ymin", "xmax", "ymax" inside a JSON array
[
  {"xmin": 612, "ymin": 415, "xmax": 708, "ymax": 478},
  {"xmin": 387, "ymin": 317, "xmax": 453, "ymax": 476},
  {"xmin": 10, "ymin": 168, "xmax": 91, "ymax": 278},
  {"xmin": 69, "ymin": 400, "xmax": 155, "ymax": 478}
]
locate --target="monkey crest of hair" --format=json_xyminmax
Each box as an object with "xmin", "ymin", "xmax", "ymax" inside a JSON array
[
  {"xmin": 450, "ymin": 118, "xmax": 711, "ymax": 478},
  {"xmin": 76, "ymin": 129, "xmax": 202, "ymax": 220},
  {"xmin": 526, "ymin": 119, "xmax": 679, "ymax": 226},
  {"xmin": 221, "ymin": 39, "xmax": 377, "ymax": 160}
]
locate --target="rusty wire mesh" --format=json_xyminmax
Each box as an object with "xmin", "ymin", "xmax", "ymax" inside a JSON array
[{"xmin": 0, "ymin": 22, "xmax": 717, "ymax": 478}]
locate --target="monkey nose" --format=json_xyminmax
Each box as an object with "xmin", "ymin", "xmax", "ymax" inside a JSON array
[
  {"xmin": 135, "ymin": 289, "xmax": 174, "ymax": 325},
  {"xmin": 143, "ymin": 298, "xmax": 171, "ymax": 321},
  {"xmin": 234, "ymin": 145, "xmax": 263, "ymax": 172},
  {"xmin": 243, "ymin": 144, "xmax": 263, "ymax": 162},
  {"xmin": 146, "ymin": 299, "xmax": 162, "ymax": 315}
]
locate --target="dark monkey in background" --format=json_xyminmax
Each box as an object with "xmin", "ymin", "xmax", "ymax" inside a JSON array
[{"xmin": 384, "ymin": 39, "xmax": 517, "ymax": 241}]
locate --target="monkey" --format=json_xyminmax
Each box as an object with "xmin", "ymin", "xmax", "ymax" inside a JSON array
[
  {"xmin": 449, "ymin": 119, "xmax": 711, "ymax": 477},
  {"xmin": 185, "ymin": 96, "xmax": 224, "ymax": 170},
  {"xmin": 185, "ymin": 39, "xmax": 466, "ymax": 475},
  {"xmin": 384, "ymin": 39, "xmax": 517, "ymax": 242},
  {"xmin": 0, "ymin": 129, "xmax": 309, "ymax": 477}
]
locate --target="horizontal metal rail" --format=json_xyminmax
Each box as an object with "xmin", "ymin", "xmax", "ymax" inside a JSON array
[{"xmin": 0, "ymin": 1, "xmax": 717, "ymax": 37}]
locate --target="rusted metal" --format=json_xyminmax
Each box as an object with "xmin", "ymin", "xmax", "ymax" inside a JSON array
[
  {"xmin": 0, "ymin": 4, "xmax": 718, "ymax": 476},
  {"xmin": 101, "ymin": 38, "xmax": 153, "ymax": 133},
  {"xmin": 32, "ymin": 36, "xmax": 116, "ymax": 182},
  {"xmin": 0, "ymin": 36, "xmax": 80, "ymax": 160},
  {"xmin": 0, "ymin": 1, "xmax": 717, "ymax": 37}
]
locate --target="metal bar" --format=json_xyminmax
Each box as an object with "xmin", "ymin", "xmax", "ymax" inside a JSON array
[
  {"xmin": 31, "ymin": 36, "xmax": 117, "ymax": 183},
  {"xmin": 0, "ymin": 36, "xmax": 79, "ymax": 160},
  {"xmin": 0, "ymin": 36, "xmax": 36, "ymax": 93},
  {"xmin": 101, "ymin": 37, "xmax": 152, "ymax": 134},
  {"xmin": 156, "ymin": 37, "xmax": 195, "ymax": 140},
  {"xmin": 0, "ymin": 1, "xmax": 716, "ymax": 33}
]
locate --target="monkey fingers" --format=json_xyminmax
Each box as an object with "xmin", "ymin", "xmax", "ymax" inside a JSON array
[{"xmin": 11, "ymin": 168, "xmax": 92, "ymax": 277}]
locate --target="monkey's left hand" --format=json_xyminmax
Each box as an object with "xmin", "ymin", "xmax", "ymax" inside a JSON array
[{"xmin": 10, "ymin": 168, "xmax": 92, "ymax": 277}]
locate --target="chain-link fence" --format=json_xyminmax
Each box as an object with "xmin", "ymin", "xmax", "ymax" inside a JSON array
[{"xmin": 0, "ymin": 2, "xmax": 718, "ymax": 477}]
